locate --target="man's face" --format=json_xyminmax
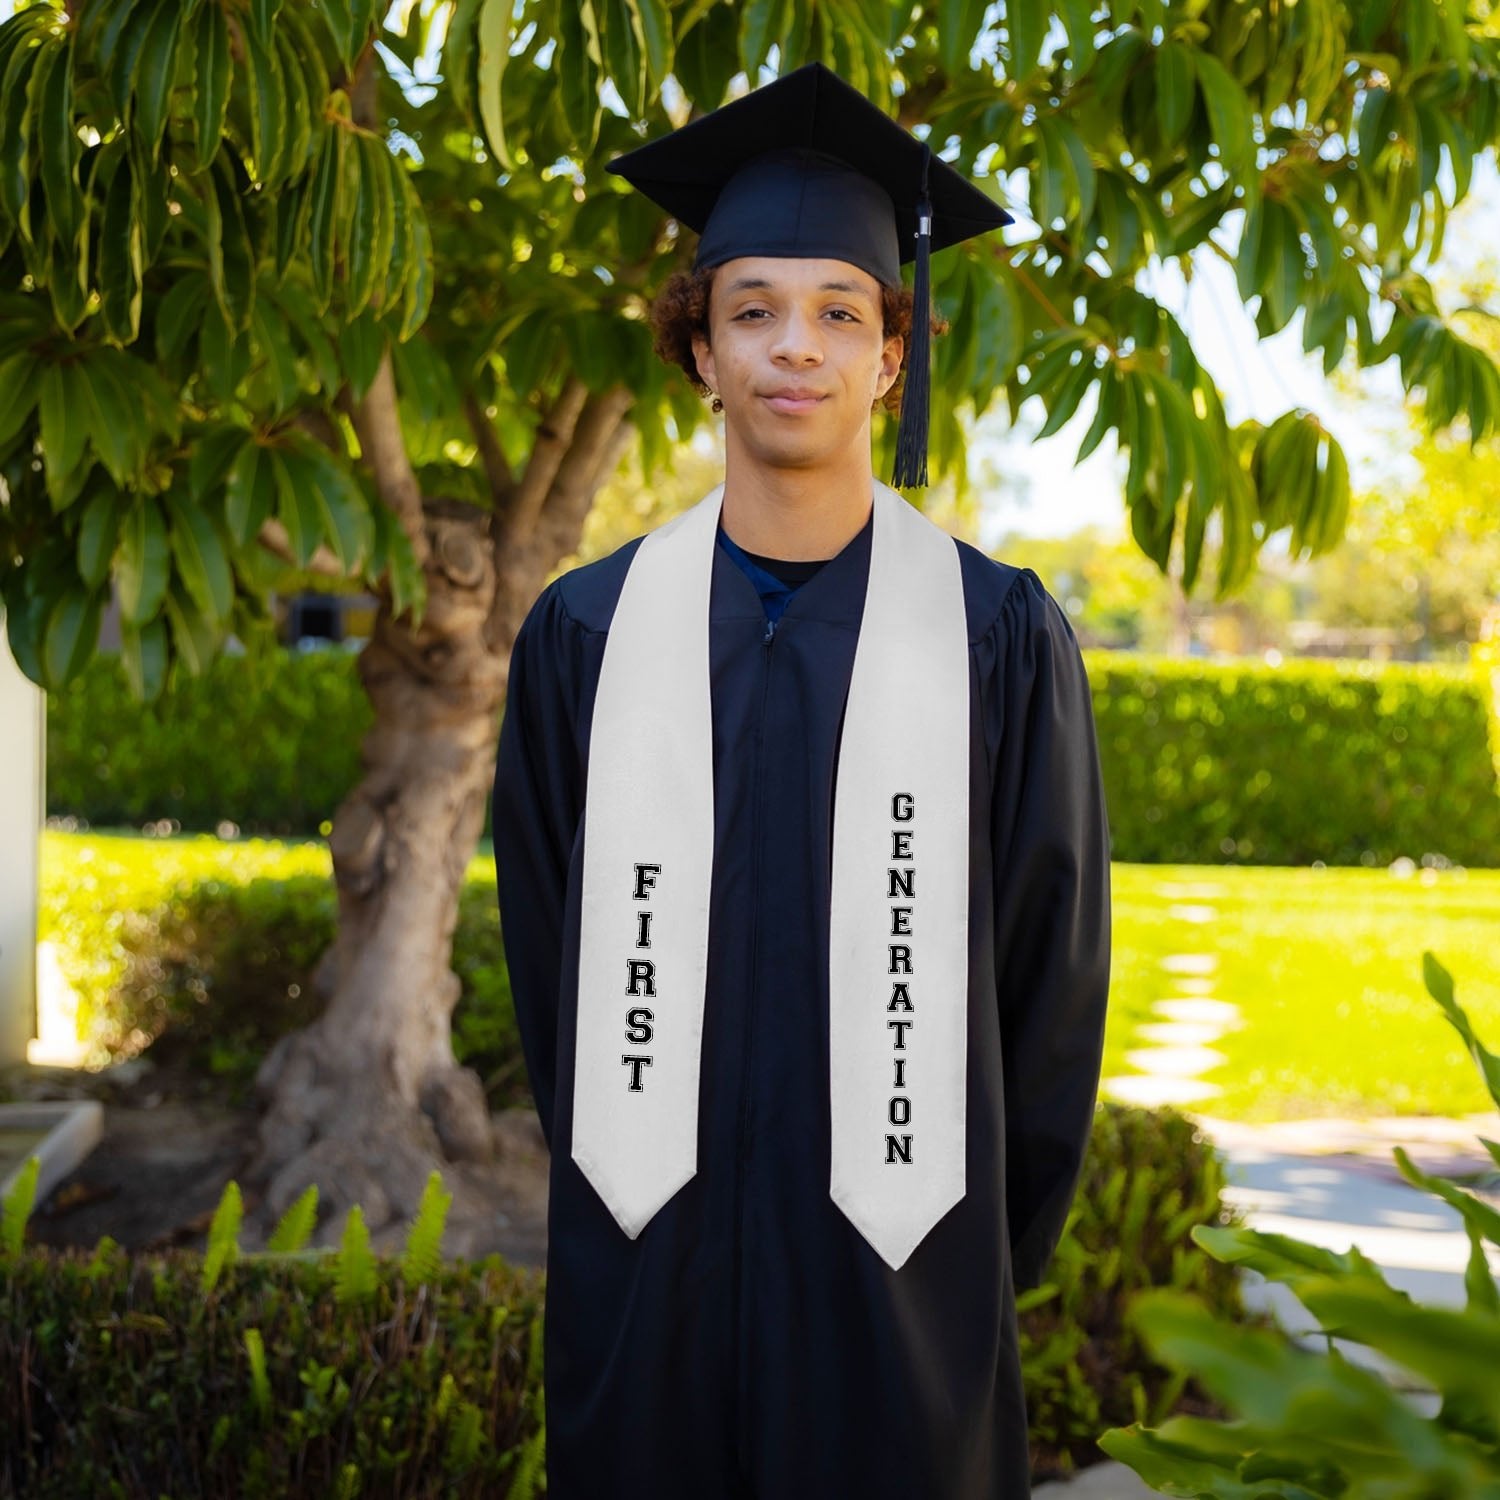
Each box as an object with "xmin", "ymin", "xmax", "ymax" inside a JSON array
[{"xmin": 690, "ymin": 257, "xmax": 903, "ymax": 473}]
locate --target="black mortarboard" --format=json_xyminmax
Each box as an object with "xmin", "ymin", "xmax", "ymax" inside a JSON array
[{"xmin": 606, "ymin": 62, "xmax": 1013, "ymax": 489}]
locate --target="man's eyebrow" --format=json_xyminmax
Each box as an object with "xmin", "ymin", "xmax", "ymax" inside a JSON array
[{"xmin": 721, "ymin": 276, "xmax": 875, "ymax": 298}]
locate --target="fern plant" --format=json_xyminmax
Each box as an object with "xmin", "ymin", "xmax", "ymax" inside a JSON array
[
  {"xmin": 401, "ymin": 1169, "xmax": 452, "ymax": 1287},
  {"xmin": 1, "ymin": 1154, "xmax": 39, "ymax": 1258},
  {"xmin": 1099, "ymin": 952, "xmax": 1500, "ymax": 1499}
]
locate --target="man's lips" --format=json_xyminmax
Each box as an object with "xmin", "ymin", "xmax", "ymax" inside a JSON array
[{"xmin": 761, "ymin": 390, "xmax": 827, "ymax": 413}]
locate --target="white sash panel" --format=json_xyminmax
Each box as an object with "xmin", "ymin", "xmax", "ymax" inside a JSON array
[
  {"xmin": 572, "ymin": 486, "xmax": 723, "ymax": 1236},
  {"xmin": 575, "ymin": 480, "xmax": 970, "ymax": 1269},
  {"xmin": 829, "ymin": 483, "xmax": 969, "ymax": 1270}
]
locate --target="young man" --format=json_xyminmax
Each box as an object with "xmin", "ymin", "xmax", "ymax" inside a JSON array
[{"xmin": 492, "ymin": 62, "xmax": 1112, "ymax": 1500}]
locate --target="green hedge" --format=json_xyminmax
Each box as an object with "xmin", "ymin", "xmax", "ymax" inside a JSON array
[
  {"xmin": 2, "ymin": 1101, "xmax": 1250, "ymax": 1493},
  {"xmin": 45, "ymin": 647, "xmax": 1500, "ymax": 865},
  {"xmin": 1087, "ymin": 653, "xmax": 1500, "ymax": 866},
  {"xmin": 46, "ymin": 647, "xmax": 373, "ymax": 839}
]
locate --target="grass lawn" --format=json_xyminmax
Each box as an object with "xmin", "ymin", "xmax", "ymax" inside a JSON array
[
  {"xmin": 35, "ymin": 832, "xmax": 1500, "ymax": 1124},
  {"xmin": 1106, "ymin": 863, "xmax": 1500, "ymax": 1122}
]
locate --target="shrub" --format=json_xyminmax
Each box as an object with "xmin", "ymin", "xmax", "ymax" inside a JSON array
[
  {"xmin": 1086, "ymin": 654, "xmax": 1500, "ymax": 867},
  {"xmin": 1021, "ymin": 1101, "xmax": 1258, "ymax": 1478},
  {"xmin": 1098, "ymin": 954, "xmax": 1500, "ymax": 1498},
  {"xmin": 3, "ymin": 1102, "xmax": 1251, "ymax": 1491},
  {"xmin": 1, "ymin": 1167, "xmax": 547, "ymax": 1499},
  {"xmin": 46, "ymin": 649, "xmax": 1500, "ymax": 865},
  {"xmin": 71, "ymin": 863, "xmax": 520, "ymax": 1110}
]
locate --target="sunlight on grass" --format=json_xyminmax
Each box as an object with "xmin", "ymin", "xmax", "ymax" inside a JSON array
[
  {"xmin": 37, "ymin": 832, "xmax": 1500, "ymax": 1122},
  {"xmin": 1108, "ymin": 863, "xmax": 1500, "ymax": 1121}
]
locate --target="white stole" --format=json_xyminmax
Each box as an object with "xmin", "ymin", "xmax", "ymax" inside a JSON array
[{"xmin": 572, "ymin": 479, "xmax": 969, "ymax": 1271}]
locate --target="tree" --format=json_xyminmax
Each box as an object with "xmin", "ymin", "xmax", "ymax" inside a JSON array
[{"xmin": 2, "ymin": 0, "xmax": 1499, "ymax": 1245}]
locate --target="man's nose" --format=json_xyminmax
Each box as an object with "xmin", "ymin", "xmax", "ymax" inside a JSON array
[{"xmin": 769, "ymin": 309, "xmax": 822, "ymax": 363}]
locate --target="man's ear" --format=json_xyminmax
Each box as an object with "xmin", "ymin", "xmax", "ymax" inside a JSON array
[
  {"xmin": 691, "ymin": 328, "xmax": 716, "ymax": 391},
  {"xmin": 876, "ymin": 332, "xmax": 903, "ymax": 402}
]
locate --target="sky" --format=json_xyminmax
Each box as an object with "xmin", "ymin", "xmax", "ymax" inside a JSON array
[{"xmin": 980, "ymin": 155, "xmax": 1500, "ymax": 543}]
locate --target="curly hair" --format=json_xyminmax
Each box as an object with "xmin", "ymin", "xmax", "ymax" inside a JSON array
[{"xmin": 648, "ymin": 263, "xmax": 948, "ymax": 415}]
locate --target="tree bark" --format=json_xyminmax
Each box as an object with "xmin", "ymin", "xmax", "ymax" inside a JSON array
[{"xmin": 240, "ymin": 358, "xmax": 633, "ymax": 1259}]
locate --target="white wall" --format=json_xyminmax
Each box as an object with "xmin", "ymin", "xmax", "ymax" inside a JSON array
[{"xmin": 0, "ymin": 615, "xmax": 42, "ymax": 1067}]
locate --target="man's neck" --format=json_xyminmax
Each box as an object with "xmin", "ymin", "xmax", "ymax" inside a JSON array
[{"xmin": 717, "ymin": 459, "xmax": 876, "ymax": 561}]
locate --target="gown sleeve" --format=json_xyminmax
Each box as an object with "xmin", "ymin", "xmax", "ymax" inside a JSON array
[
  {"xmin": 989, "ymin": 568, "xmax": 1112, "ymax": 1294},
  {"xmin": 492, "ymin": 581, "xmax": 585, "ymax": 1152}
]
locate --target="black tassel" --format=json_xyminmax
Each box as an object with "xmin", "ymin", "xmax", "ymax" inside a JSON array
[{"xmin": 892, "ymin": 143, "xmax": 933, "ymax": 490}]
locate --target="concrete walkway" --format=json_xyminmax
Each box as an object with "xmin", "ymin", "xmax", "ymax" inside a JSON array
[
  {"xmin": 1052, "ymin": 874, "xmax": 1500, "ymax": 1497},
  {"xmin": 1036, "ymin": 1108, "xmax": 1498, "ymax": 1498}
]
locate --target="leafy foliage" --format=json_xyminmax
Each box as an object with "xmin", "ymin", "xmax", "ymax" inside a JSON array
[
  {"xmin": 1098, "ymin": 953, "xmax": 1500, "ymax": 1499},
  {"xmin": 44, "ymin": 639, "xmax": 1500, "ymax": 865},
  {"xmin": 2, "ymin": 0, "xmax": 1499, "ymax": 704},
  {"xmin": 0, "ymin": 1100, "xmax": 1244, "ymax": 1490}
]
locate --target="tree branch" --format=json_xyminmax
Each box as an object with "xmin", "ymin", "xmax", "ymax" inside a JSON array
[
  {"xmin": 538, "ymin": 386, "xmax": 636, "ymax": 545},
  {"xmin": 505, "ymin": 378, "xmax": 590, "ymax": 542},
  {"xmin": 342, "ymin": 351, "xmax": 431, "ymax": 569},
  {"xmin": 464, "ymin": 392, "xmax": 515, "ymax": 505},
  {"xmin": 256, "ymin": 517, "xmax": 352, "ymax": 579}
]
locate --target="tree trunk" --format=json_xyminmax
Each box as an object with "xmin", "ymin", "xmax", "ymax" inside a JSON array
[
  {"xmin": 241, "ymin": 497, "xmax": 511, "ymax": 1253},
  {"xmin": 239, "ymin": 365, "xmax": 634, "ymax": 1259}
]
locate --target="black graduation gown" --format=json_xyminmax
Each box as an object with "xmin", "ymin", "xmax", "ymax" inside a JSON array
[{"xmin": 491, "ymin": 504, "xmax": 1112, "ymax": 1500}]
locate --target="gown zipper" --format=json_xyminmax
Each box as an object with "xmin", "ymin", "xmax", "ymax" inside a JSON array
[{"xmin": 733, "ymin": 609, "xmax": 777, "ymax": 1492}]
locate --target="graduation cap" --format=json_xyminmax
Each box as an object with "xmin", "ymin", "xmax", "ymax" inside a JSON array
[{"xmin": 606, "ymin": 62, "xmax": 1013, "ymax": 489}]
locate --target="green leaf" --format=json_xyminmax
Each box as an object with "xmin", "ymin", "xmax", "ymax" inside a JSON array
[
  {"xmin": 557, "ymin": 0, "xmax": 602, "ymax": 149},
  {"xmin": 98, "ymin": 143, "xmax": 143, "ymax": 344},
  {"xmin": 600, "ymin": 0, "xmax": 647, "ymax": 116},
  {"xmin": 189, "ymin": 424, "xmax": 249, "ymax": 499},
  {"xmin": 680, "ymin": 6, "xmax": 739, "ymax": 107},
  {"xmin": 155, "ymin": 273, "xmax": 211, "ymax": 365},
  {"xmin": 119, "ymin": 614, "xmax": 169, "ymax": 703},
  {"xmin": 134, "ymin": 0, "xmax": 185, "ymax": 161},
  {"xmin": 267, "ymin": 1184, "xmax": 319, "ymax": 1253},
  {"xmin": 225, "ymin": 442, "xmax": 275, "ymax": 544},
  {"xmin": 635, "ymin": 0, "xmax": 674, "ymax": 91},
  {"xmin": 244, "ymin": 18, "xmax": 286, "ymax": 185},
  {"xmin": 1036, "ymin": 351, "xmax": 1097, "ymax": 439},
  {"xmin": 1194, "ymin": 50, "xmax": 1254, "ymax": 175},
  {"xmin": 117, "ymin": 493, "xmax": 171, "ymax": 625},
  {"xmin": 440, "ymin": 0, "xmax": 484, "ymax": 123},
  {"xmin": 938, "ymin": 0, "xmax": 987, "ymax": 78},
  {"xmin": 397, "ymin": 169, "xmax": 434, "ymax": 340},
  {"xmin": 163, "ymin": 572, "xmax": 222, "ymax": 677},
  {"xmin": 164, "ymin": 488, "xmax": 235, "ymax": 623},
  {"xmin": 1056, "ymin": 0, "xmax": 1095, "ymax": 78},
  {"xmin": 105, "ymin": 0, "xmax": 172, "ymax": 117},
  {"xmin": 34, "ymin": 30, "xmax": 81, "ymax": 247},
  {"xmin": 1074, "ymin": 361, "xmax": 1118, "ymax": 463},
  {"xmin": 74, "ymin": 358, "xmax": 138, "ymax": 487},
  {"xmin": 286, "ymin": 437, "xmax": 373, "ymax": 571},
  {"xmin": 0, "ymin": 349, "xmax": 41, "ymax": 446},
  {"xmin": 1154, "ymin": 39, "xmax": 1195, "ymax": 146},
  {"xmin": 307, "ymin": 125, "xmax": 344, "ymax": 313},
  {"xmin": 0, "ymin": 36, "xmax": 45, "ymax": 237},
  {"xmin": 205, "ymin": 155, "xmax": 256, "ymax": 331},
  {"xmin": 77, "ymin": 482, "xmax": 124, "ymax": 588},
  {"xmin": 340, "ymin": 309, "xmax": 386, "ymax": 399},
  {"xmin": 42, "ymin": 584, "xmax": 102, "ymax": 688},
  {"xmin": 1007, "ymin": 0, "xmax": 1046, "ymax": 80},
  {"xmin": 1358, "ymin": 85, "xmax": 1390, "ymax": 166},
  {"xmin": 267, "ymin": 446, "xmax": 320, "ymax": 567},
  {"xmin": 476, "ymin": 0, "xmax": 515, "ymax": 170},
  {"xmin": 39, "ymin": 362, "xmax": 89, "ymax": 503},
  {"xmin": 347, "ymin": 134, "xmax": 394, "ymax": 317},
  {"xmin": 272, "ymin": 20, "xmax": 314, "ymax": 184},
  {"xmin": 249, "ymin": 296, "xmax": 302, "ymax": 413},
  {"xmin": 1422, "ymin": 951, "xmax": 1500, "ymax": 1109},
  {"xmin": 739, "ymin": 0, "xmax": 789, "ymax": 74}
]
